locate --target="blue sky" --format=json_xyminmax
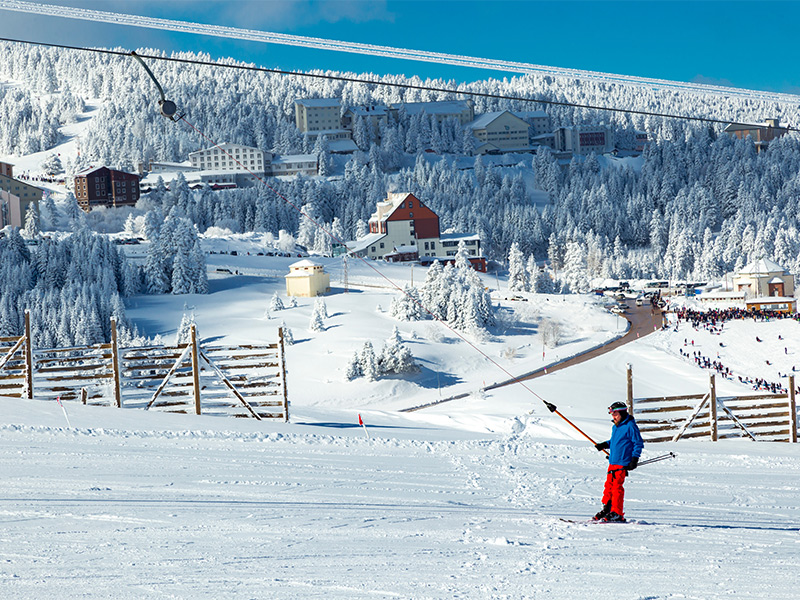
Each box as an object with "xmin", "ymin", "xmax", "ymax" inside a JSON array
[{"xmin": 1, "ymin": 0, "xmax": 799, "ymax": 93}]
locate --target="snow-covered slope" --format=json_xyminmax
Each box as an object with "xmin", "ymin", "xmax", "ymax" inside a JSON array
[{"xmin": 3, "ymin": 324, "xmax": 800, "ymax": 599}]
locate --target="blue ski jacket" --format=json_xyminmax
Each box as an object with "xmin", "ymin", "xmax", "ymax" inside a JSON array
[{"xmin": 604, "ymin": 414, "xmax": 644, "ymax": 466}]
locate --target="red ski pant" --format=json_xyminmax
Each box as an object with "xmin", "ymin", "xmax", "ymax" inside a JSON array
[{"xmin": 601, "ymin": 465, "xmax": 627, "ymax": 516}]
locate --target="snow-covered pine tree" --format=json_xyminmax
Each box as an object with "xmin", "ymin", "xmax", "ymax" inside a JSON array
[
  {"xmin": 280, "ymin": 321, "xmax": 294, "ymax": 345},
  {"xmin": 344, "ymin": 351, "xmax": 362, "ymax": 381},
  {"xmin": 40, "ymin": 153, "xmax": 62, "ymax": 175},
  {"xmin": 22, "ymin": 202, "xmax": 40, "ymax": 238},
  {"xmin": 390, "ymin": 284, "xmax": 425, "ymax": 321},
  {"xmin": 309, "ymin": 306, "xmax": 325, "ymax": 332},
  {"xmin": 313, "ymin": 297, "xmax": 328, "ymax": 319},
  {"xmin": 378, "ymin": 332, "xmax": 418, "ymax": 375},
  {"xmin": 270, "ymin": 292, "xmax": 285, "ymax": 312},
  {"xmin": 359, "ymin": 341, "xmax": 379, "ymax": 381},
  {"xmin": 144, "ymin": 232, "xmax": 170, "ymax": 294},
  {"xmin": 143, "ymin": 209, "xmax": 162, "ymax": 241},
  {"xmin": 525, "ymin": 254, "xmax": 539, "ymax": 293},
  {"xmin": 123, "ymin": 214, "xmax": 137, "ymax": 237},
  {"xmin": 170, "ymin": 220, "xmax": 194, "ymax": 295},
  {"xmin": 175, "ymin": 313, "xmax": 196, "ymax": 345},
  {"xmin": 38, "ymin": 193, "xmax": 58, "ymax": 231},
  {"xmin": 507, "ymin": 241, "xmax": 526, "ymax": 292}
]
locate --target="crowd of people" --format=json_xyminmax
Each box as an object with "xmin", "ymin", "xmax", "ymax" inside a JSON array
[
  {"xmin": 670, "ymin": 306, "xmax": 799, "ymax": 395},
  {"xmin": 675, "ymin": 306, "xmax": 800, "ymax": 327},
  {"xmin": 17, "ymin": 172, "xmax": 64, "ymax": 185}
]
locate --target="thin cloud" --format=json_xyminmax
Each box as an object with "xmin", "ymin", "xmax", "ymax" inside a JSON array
[
  {"xmin": 27, "ymin": 0, "xmax": 395, "ymax": 30},
  {"xmin": 215, "ymin": 1, "xmax": 395, "ymax": 29},
  {"xmin": 690, "ymin": 74, "xmax": 735, "ymax": 88}
]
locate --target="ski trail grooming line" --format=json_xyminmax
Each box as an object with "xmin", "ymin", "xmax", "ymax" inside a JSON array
[{"xmin": 124, "ymin": 50, "xmax": 606, "ymax": 446}]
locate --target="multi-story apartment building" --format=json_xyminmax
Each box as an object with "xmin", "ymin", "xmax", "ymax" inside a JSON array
[
  {"xmin": 0, "ymin": 189, "xmax": 23, "ymax": 228},
  {"xmin": 0, "ymin": 173, "xmax": 42, "ymax": 223},
  {"xmin": 269, "ymin": 154, "xmax": 318, "ymax": 177},
  {"xmin": 724, "ymin": 118, "xmax": 788, "ymax": 152},
  {"xmin": 188, "ymin": 143, "xmax": 268, "ymax": 174},
  {"xmin": 468, "ymin": 111, "xmax": 531, "ymax": 154},
  {"xmin": 73, "ymin": 166, "xmax": 140, "ymax": 211},
  {"xmin": 522, "ymin": 110, "xmax": 552, "ymax": 137},
  {"xmin": 294, "ymin": 98, "xmax": 353, "ymax": 144},
  {"xmin": 554, "ymin": 125, "xmax": 614, "ymax": 155},
  {"xmin": 295, "ymin": 98, "xmax": 342, "ymax": 132}
]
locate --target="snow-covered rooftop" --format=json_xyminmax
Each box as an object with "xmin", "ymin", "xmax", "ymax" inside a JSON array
[
  {"xmin": 271, "ymin": 154, "xmax": 317, "ymax": 165},
  {"xmin": 289, "ymin": 259, "xmax": 323, "ymax": 269},
  {"xmin": 346, "ymin": 231, "xmax": 385, "ymax": 253},
  {"xmin": 295, "ymin": 98, "xmax": 341, "ymax": 108},
  {"xmin": 468, "ymin": 111, "xmax": 507, "ymax": 130},
  {"xmin": 738, "ymin": 258, "xmax": 788, "ymax": 275},
  {"xmin": 328, "ymin": 139, "xmax": 359, "ymax": 153},
  {"xmin": 345, "ymin": 105, "xmax": 389, "ymax": 116}
]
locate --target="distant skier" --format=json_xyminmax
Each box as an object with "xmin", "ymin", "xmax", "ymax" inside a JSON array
[{"xmin": 592, "ymin": 401, "xmax": 644, "ymax": 523}]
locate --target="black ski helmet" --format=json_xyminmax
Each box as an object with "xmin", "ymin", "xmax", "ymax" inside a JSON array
[{"xmin": 608, "ymin": 401, "xmax": 628, "ymax": 414}]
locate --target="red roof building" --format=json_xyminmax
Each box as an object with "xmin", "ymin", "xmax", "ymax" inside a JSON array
[{"xmin": 349, "ymin": 192, "xmax": 485, "ymax": 271}]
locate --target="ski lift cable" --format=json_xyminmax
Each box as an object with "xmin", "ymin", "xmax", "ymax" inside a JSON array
[{"xmin": 0, "ymin": 36, "xmax": 795, "ymax": 132}]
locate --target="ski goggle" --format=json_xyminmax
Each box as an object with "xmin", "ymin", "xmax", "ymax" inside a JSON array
[{"xmin": 608, "ymin": 406, "xmax": 627, "ymax": 414}]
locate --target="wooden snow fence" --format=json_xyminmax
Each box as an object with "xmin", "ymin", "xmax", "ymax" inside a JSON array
[
  {"xmin": 0, "ymin": 310, "xmax": 34, "ymax": 400},
  {"xmin": 0, "ymin": 312, "xmax": 289, "ymax": 422},
  {"xmin": 129, "ymin": 325, "xmax": 288, "ymax": 420},
  {"xmin": 625, "ymin": 365, "xmax": 797, "ymax": 443}
]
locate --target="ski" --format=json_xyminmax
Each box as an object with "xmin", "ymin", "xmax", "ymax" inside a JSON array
[{"xmin": 559, "ymin": 517, "xmax": 640, "ymax": 524}]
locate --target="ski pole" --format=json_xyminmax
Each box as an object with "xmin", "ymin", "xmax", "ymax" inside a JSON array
[{"xmin": 609, "ymin": 452, "xmax": 676, "ymax": 473}]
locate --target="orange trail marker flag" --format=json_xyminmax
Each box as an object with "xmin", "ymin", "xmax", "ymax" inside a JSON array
[{"xmin": 358, "ymin": 414, "xmax": 370, "ymax": 439}]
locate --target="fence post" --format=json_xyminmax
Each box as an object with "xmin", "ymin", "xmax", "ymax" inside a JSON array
[
  {"xmin": 709, "ymin": 373, "xmax": 718, "ymax": 442},
  {"xmin": 110, "ymin": 317, "xmax": 122, "ymax": 408},
  {"xmin": 279, "ymin": 326, "xmax": 289, "ymax": 423},
  {"xmin": 789, "ymin": 375, "xmax": 797, "ymax": 443},
  {"xmin": 81, "ymin": 387, "xmax": 88, "ymax": 405},
  {"xmin": 626, "ymin": 363, "xmax": 634, "ymax": 413},
  {"xmin": 191, "ymin": 324, "xmax": 202, "ymax": 415},
  {"xmin": 23, "ymin": 309, "xmax": 33, "ymax": 400}
]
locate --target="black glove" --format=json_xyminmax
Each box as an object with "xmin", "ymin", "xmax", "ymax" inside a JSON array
[
  {"xmin": 626, "ymin": 456, "xmax": 639, "ymax": 471},
  {"xmin": 594, "ymin": 441, "xmax": 609, "ymax": 451}
]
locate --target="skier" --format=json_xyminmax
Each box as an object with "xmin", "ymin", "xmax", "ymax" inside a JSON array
[{"xmin": 592, "ymin": 401, "xmax": 644, "ymax": 522}]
